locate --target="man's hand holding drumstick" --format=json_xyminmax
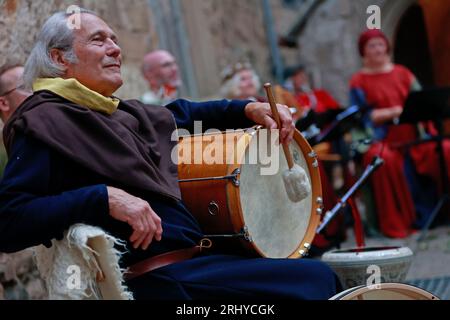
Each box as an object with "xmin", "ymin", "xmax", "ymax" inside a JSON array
[
  {"xmin": 245, "ymin": 85, "xmax": 311, "ymax": 203},
  {"xmin": 244, "ymin": 101, "xmax": 295, "ymax": 145}
]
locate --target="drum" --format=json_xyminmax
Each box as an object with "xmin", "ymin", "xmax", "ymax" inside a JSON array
[
  {"xmin": 177, "ymin": 127, "xmax": 323, "ymax": 258},
  {"xmin": 330, "ymin": 283, "xmax": 439, "ymax": 300},
  {"xmin": 322, "ymin": 246, "xmax": 413, "ymax": 290}
]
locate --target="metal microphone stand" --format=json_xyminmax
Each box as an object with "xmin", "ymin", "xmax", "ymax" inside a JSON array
[{"xmin": 317, "ymin": 156, "xmax": 384, "ymax": 234}]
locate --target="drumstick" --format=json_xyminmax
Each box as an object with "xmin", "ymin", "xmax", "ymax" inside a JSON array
[{"xmin": 264, "ymin": 83, "xmax": 311, "ymax": 203}]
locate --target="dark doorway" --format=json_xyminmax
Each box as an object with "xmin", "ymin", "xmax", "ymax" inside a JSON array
[{"xmin": 394, "ymin": 4, "xmax": 434, "ymax": 87}]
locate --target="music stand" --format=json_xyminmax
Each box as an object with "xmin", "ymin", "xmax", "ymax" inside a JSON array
[
  {"xmin": 400, "ymin": 87, "xmax": 450, "ymax": 241},
  {"xmin": 298, "ymin": 105, "xmax": 363, "ymax": 145},
  {"xmin": 315, "ymin": 105, "xmax": 362, "ymax": 144}
]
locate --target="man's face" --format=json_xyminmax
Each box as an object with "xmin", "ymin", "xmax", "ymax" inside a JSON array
[
  {"xmin": 64, "ymin": 13, "xmax": 122, "ymax": 96},
  {"xmin": 0, "ymin": 66, "xmax": 31, "ymax": 122},
  {"xmin": 144, "ymin": 52, "xmax": 181, "ymax": 89}
]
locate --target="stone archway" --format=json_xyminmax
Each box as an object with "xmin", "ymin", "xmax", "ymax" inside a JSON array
[
  {"xmin": 393, "ymin": 3, "xmax": 434, "ymax": 87},
  {"xmin": 382, "ymin": 0, "xmax": 450, "ymax": 87},
  {"xmin": 418, "ymin": 0, "xmax": 450, "ymax": 86},
  {"xmin": 381, "ymin": 0, "xmax": 417, "ymax": 43}
]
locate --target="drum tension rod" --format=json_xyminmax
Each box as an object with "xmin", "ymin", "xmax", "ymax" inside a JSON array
[
  {"xmin": 178, "ymin": 169, "xmax": 241, "ymax": 187},
  {"xmin": 204, "ymin": 227, "xmax": 252, "ymax": 242}
]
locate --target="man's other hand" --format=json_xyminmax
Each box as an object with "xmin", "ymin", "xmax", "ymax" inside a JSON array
[
  {"xmin": 244, "ymin": 102, "xmax": 295, "ymax": 145},
  {"xmin": 107, "ymin": 186, "xmax": 163, "ymax": 250}
]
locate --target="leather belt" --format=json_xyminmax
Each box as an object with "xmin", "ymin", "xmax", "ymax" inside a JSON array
[{"xmin": 124, "ymin": 239, "xmax": 212, "ymax": 281}]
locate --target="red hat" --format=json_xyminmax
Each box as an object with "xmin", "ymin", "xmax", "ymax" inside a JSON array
[{"xmin": 358, "ymin": 29, "xmax": 390, "ymax": 57}]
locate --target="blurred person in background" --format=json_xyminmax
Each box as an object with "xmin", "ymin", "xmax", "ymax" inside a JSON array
[
  {"xmin": 350, "ymin": 29, "xmax": 450, "ymax": 238},
  {"xmin": 141, "ymin": 50, "xmax": 182, "ymax": 105},
  {"xmin": 284, "ymin": 64, "xmax": 341, "ymax": 131},
  {"xmin": 219, "ymin": 62, "xmax": 265, "ymax": 102},
  {"xmin": 0, "ymin": 64, "xmax": 32, "ymax": 177}
]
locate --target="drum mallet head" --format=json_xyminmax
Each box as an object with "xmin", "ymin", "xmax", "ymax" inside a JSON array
[
  {"xmin": 264, "ymin": 83, "xmax": 311, "ymax": 203},
  {"xmin": 282, "ymin": 164, "xmax": 311, "ymax": 202}
]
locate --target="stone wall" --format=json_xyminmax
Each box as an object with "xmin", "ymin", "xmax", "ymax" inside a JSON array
[
  {"xmin": 180, "ymin": 0, "xmax": 300, "ymax": 99},
  {"xmin": 0, "ymin": 0, "xmax": 157, "ymax": 99}
]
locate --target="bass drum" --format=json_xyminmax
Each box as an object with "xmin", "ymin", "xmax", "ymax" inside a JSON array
[
  {"xmin": 178, "ymin": 127, "xmax": 323, "ymax": 258},
  {"xmin": 330, "ymin": 283, "xmax": 439, "ymax": 300}
]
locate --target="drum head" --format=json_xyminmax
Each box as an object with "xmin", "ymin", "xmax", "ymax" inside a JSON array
[
  {"xmin": 330, "ymin": 283, "xmax": 439, "ymax": 300},
  {"xmin": 239, "ymin": 129, "xmax": 321, "ymax": 258}
]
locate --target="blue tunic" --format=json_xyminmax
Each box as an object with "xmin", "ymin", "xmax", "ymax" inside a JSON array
[{"xmin": 0, "ymin": 99, "xmax": 340, "ymax": 300}]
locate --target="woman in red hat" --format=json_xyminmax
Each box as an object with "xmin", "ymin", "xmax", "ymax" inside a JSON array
[{"xmin": 349, "ymin": 29, "xmax": 449, "ymax": 238}]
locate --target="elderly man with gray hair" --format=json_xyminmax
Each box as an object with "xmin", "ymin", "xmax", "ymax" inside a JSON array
[
  {"xmin": 0, "ymin": 8, "xmax": 340, "ymax": 300},
  {"xmin": 0, "ymin": 63, "xmax": 32, "ymax": 176}
]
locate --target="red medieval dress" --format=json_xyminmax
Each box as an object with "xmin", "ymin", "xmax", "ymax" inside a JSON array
[{"xmin": 350, "ymin": 64, "xmax": 450, "ymax": 238}]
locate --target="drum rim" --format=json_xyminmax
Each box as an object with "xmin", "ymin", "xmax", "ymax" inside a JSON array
[
  {"xmin": 330, "ymin": 283, "xmax": 440, "ymax": 300},
  {"xmin": 322, "ymin": 246, "xmax": 414, "ymax": 264}
]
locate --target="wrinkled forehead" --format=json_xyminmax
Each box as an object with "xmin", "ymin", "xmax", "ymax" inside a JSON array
[{"xmin": 72, "ymin": 13, "xmax": 116, "ymax": 39}]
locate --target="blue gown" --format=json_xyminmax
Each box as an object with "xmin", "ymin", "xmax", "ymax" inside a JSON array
[{"xmin": 0, "ymin": 98, "xmax": 341, "ymax": 300}]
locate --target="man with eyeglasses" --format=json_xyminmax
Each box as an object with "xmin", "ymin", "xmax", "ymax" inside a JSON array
[
  {"xmin": 0, "ymin": 64, "xmax": 32, "ymax": 176},
  {"xmin": 0, "ymin": 65, "xmax": 31, "ymax": 123},
  {"xmin": 140, "ymin": 50, "xmax": 182, "ymax": 105}
]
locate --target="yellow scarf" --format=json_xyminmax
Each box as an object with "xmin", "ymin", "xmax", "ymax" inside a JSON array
[{"xmin": 33, "ymin": 78, "xmax": 120, "ymax": 115}]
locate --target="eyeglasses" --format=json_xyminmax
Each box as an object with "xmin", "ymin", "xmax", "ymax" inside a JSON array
[
  {"xmin": 0, "ymin": 83, "xmax": 27, "ymax": 97},
  {"xmin": 160, "ymin": 60, "xmax": 177, "ymax": 69},
  {"xmin": 0, "ymin": 87, "xmax": 18, "ymax": 97}
]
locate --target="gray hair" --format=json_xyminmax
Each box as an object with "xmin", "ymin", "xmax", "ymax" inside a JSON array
[
  {"xmin": 23, "ymin": 8, "xmax": 96, "ymax": 90},
  {"xmin": 219, "ymin": 69, "xmax": 261, "ymax": 99}
]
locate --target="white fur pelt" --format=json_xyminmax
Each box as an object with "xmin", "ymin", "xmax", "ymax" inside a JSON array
[{"xmin": 33, "ymin": 224, "xmax": 133, "ymax": 300}]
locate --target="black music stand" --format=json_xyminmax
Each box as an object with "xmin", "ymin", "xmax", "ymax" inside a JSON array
[
  {"xmin": 315, "ymin": 105, "xmax": 362, "ymax": 144},
  {"xmin": 297, "ymin": 105, "xmax": 363, "ymax": 145},
  {"xmin": 400, "ymin": 88, "xmax": 450, "ymax": 241}
]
